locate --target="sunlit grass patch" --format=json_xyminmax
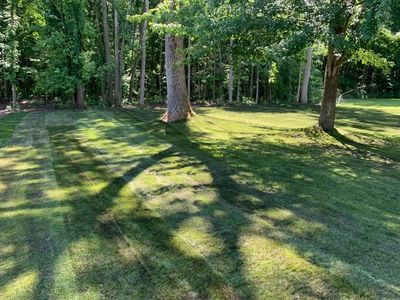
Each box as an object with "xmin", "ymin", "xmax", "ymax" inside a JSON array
[{"xmin": 1, "ymin": 99, "xmax": 399, "ymax": 298}]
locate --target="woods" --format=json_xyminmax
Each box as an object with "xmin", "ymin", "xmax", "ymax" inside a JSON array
[{"xmin": 0, "ymin": 0, "xmax": 399, "ymax": 127}]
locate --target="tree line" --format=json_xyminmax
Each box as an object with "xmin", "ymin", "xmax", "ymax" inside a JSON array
[{"xmin": 1, "ymin": 0, "xmax": 399, "ymax": 130}]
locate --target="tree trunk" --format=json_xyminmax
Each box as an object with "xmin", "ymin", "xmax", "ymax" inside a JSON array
[
  {"xmin": 236, "ymin": 63, "xmax": 241, "ymax": 102},
  {"xmin": 187, "ymin": 37, "xmax": 191, "ymax": 101},
  {"xmin": 114, "ymin": 6, "xmax": 122, "ymax": 107},
  {"xmin": 300, "ymin": 47, "xmax": 312, "ymax": 104},
  {"xmin": 212, "ymin": 55, "xmax": 216, "ymax": 101},
  {"xmin": 139, "ymin": 0, "xmax": 149, "ymax": 107},
  {"xmin": 296, "ymin": 62, "xmax": 302, "ymax": 103},
  {"xmin": 228, "ymin": 39, "xmax": 234, "ymax": 104},
  {"xmin": 256, "ymin": 67, "xmax": 260, "ymax": 104},
  {"xmin": 159, "ymin": 38, "xmax": 163, "ymax": 99},
  {"xmin": 162, "ymin": 35, "xmax": 195, "ymax": 122},
  {"xmin": 11, "ymin": 84, "xmax": 17, "ymax": 110},
  {"xmin": 75, "ymin": 84, "xmax": 86, "ymax": 109},
  {"xmin": 10, "ymin": 0, "xmax": 17, "ymax": 110},
  {"xmin": 128, "ymin": 50, "xmax": 140, "ymax": 102},
  {"xmin": 249, "ymin": 64, "xmax": 254, "ymax": 98},
  {"xmin": 101, "ymin": 0, "xmax": 113, "ymax": 105},
  {"xmin": 319, "ymin": 47, "xmax": 341, "ymax": 131}
]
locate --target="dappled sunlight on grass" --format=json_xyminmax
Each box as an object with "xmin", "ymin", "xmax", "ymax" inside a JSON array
[{"xmin": 1, "ymin": 100, "xmax": 399, "ymax": 298}]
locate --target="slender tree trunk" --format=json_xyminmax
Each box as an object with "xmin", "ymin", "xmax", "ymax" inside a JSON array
[
  {"xmin": 319, "ymin": 47, "xmax": 341, "ymax": 131},
  {"xmin": 300, "ymin": 47, "xmax": 313, "ymax": 104},
  {"xmin": 3, "ymin": 73, "xmax": 7, "ymax": 99},
  {"xmin": 296, "ymin": 62, "xmax": 302, "ymax": 103},
  {"xmin": 162, "ymin": 35, "xmax": 195, "ymax": 122},
  {"xmin": 249, "ymin": 64, "xmax": 254, "ymax": 98},
  {"xmin": 255, "ymin": 67, "xmax": 259, "ymax": 104},
  {"xmin": 228, "ymin": 39, "xmax": 234, "ymax": 104},
  {"xmin": 10, "ymin": 0, "xmax": 17, "ymax": 110},
  {"xmin": 11, "ymin": 84, "xmax": 17, "ymax": 109},
  {"xmin": 128, "ymin": 53, "xmax": 140, "ymax": 102},
  {"xmin": 218, "ymin": 47, "xmax": 223, "ymax": 101},
  {"xmin": 101, "ymin": 0, "xmax": 113, "ymax": 105},
  {"xmin": 138, "ymin": 0, "xmax": 149, "ymax": 107},
  {"xmin": 114, "ymin": 5, "xmax": 122, "ymax": 107},
  {"xmin": 187, "ymin": 37, "xmax": 191, "ymax": 101},
  {"xmin": 159, "ymin": 38, "xmax": 163, "ymax": 99},
  {"xmin": 75, "ymin": 83, "xmax": 86, "ymax": 109},
  {"xmin": 212, "ymin": 56, "xmax": 216, "ymax": 101},
  {"xmin": 236, "ymin": 63, "xmax": 241, "ymax": 102}
]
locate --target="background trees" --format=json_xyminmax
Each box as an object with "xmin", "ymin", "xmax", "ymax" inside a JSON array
[{"xmin": 0, "ymin": 0, "xmax": 398, "ymax": 124}]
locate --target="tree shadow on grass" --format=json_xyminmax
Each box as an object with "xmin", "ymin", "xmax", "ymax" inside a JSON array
[
  {"xmin": 108, "ymin": 109, "xmax": 400, "ymax": 298},
  {"xmin": 1, "ymin": 109, "xmax": 399, "ymax": 299}
]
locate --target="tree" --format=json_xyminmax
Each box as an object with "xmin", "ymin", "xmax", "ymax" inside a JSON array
[
  {"xmin": 1, "ymin": 0, "xmax": 20, "ymax": 109},
  {"xmin": 138, "ymin": 0, "xmax": 149, "ymax": 107},
  {"xmin": 300, "ymin": 47, "xmax": 312, "ymax": 104},
  {"xmin": 114, "ymin": 2, "xmax": 122, "ymax": 107},
  {"xmin": 101, "ymin": 0, "xmax": 113, "ymax": 105},
  {"xmin": 315, "ymin": 0, "xmax": 396, "ymax": 130},
  {"xmin": 162, "ymin": 33, "xmax": 195, "ymax": 122}
]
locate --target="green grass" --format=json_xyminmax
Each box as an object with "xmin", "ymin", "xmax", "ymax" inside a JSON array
[{"xmin": 0, "ymin": 99, "xmax": 399, "ymax": 299}]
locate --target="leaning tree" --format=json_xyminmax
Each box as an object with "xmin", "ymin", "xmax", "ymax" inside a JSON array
[{"xmin": 309, "ymin": 0, "xmax": 397, "ymax": 130}]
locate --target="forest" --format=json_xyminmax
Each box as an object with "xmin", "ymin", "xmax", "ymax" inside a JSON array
[{"xmin": 0, "ymin": 0, "xmax": 400, "ymax": 299}]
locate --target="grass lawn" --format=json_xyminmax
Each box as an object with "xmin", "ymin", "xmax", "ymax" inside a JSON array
[{"xmin": 0, "ymin": 99, "xmax": 399, "ymax": 299}]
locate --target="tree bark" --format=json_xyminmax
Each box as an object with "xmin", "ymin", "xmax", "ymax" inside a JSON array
[
  {"xmin": 249, "ymin": 64, "xmax": 254, "ymax": 98},
  {"xmin": 187, "ymin": 37, "xmax": 191, "ymax": 101},
  {"xmin": 319, "ymin": 47, "xmax": 341, "ymax": 131},
  {"xmin": 255, "ymin": 67, "xmax": 259, "ymax": 104},
  {"xmin": 101, "ymin": 0, "xmax": 113, "ymax": 105},
  {"xmin": 10, "ymin": 0, "xmax": 17, "ymax": 110},
  {"xmin": 162, "ymin": 35, "xmax": 195, "ymax": 122},
  {"xmin": 139, "ymin": 0, "xmax": 149, "ymax": 107},
  {"xmin": 300, "ymin": 47, "xmax": 312, "ymax": 104},
  {"xmin": 11, "ymin": 84, "xmax": 17, "ymax": 110},
  {"xmin": 228, "ymin": 38, "xmax": 234, "ymax": 104},
  {"xmin": 236, "ymin": 63, "xmax": 241, "ymax": 102},
  {"xmin": 114, "ymin": 5, "xmax": 122, "ymax": 107},
  {"xmin": 75, "ymin": 84, "xmax": 86, "ymax": 109},
  {"xmin": 296, "ymin": 62, "xmax": 302, "ymax": 103}
]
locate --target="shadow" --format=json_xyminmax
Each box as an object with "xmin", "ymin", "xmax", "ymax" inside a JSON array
[{"xmin": 1, "ymin": 107, "xmax": 399, "ymax": 298}]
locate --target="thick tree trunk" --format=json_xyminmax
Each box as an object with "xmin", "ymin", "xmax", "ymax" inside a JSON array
[
  {"xmin": 75, "ymin": 84, "xmax": 86, "ymax": 109},
  {"xmin": 162, "ymin": 35, "xmax": 195, "ymax": 122},
  {"xmin": 228, "ymin": 39, "xmax": 234, "ymax": 104},
  {"xmin": 114, "ymin": 6, "xmax": 122, "ymax": 107},
  {"xmin": 319, "ymin": 47, "xmax": 341, "ymax": 131},
  {"xmin": 300, "ymin": 47, "xmax": 312, "ymax": 104},
  {"xmin": 101, "ymin": 0, "xmax": 113, "ymax": 105},
  {"xmin": 139, "ymin": 0, "xmax": 149, "ymax": 107}
]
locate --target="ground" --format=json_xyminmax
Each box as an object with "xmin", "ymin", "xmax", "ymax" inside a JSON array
[{"xmin": 0, "ymin": 99, "xmax": 399, "ymax": 299}]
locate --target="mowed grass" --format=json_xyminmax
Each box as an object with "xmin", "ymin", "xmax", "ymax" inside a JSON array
[{"xmin": 0, "ymin": 99, "xmax": 399, "ymax": 299}]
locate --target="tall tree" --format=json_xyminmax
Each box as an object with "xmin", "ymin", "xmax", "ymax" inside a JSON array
[
  {"xmin": 228, "ymin": 38, "xmax": 234, "ymax": 104},
  {"xmin": 114, "ymin": 2, "xmax": 122, "ymax": 107},
  {"xmin": 101, "ymin": 0, "xmax": 113, "ymax": 105},
  {"xmin": 300, "ymin": 47, "xmax": 312, "ymax": 104},
  {"xmin": 160, "ymin": 0, "xmax": 195, "ymax": 122},
  {"xmin": 139, "ymin": 0, "xmax": 149, "ymax": 107},
  {"xmin": 316, "ymin": 0, "xmax": 395, "ymax": 130}
]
